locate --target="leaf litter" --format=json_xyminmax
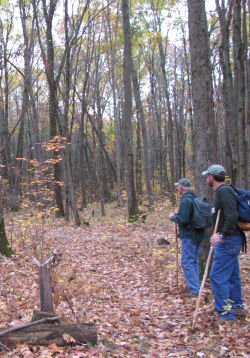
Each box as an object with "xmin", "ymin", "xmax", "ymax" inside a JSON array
[{"xmin": 0, "ymin": 201, "xmax": 249, "ymax": 357}]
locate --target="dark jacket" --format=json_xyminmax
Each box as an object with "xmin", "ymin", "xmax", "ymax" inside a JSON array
[
  {"xmin": 213, "ymin": 184, "xmax": 240, "ymax": 237},
  {"xmin": 171, "ymin": 191, "xmax": 207, "ymax": 241}
]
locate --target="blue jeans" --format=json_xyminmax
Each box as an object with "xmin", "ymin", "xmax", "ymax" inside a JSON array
[
  {"xmin": 181, "ymin": 238, "xmax": 202, "ymax": 294},
  {"xmin": 210, "ymin": 235, "xmax": 244, "ymax": 320}
]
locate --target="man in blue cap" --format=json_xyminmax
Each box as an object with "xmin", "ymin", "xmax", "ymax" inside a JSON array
[
  {"xmin": 202, "ymin": 164, "xmax": 246, "ymax": 321},
  {"xmin": 169, "ymin": 178, "xmax": 207, "ymax": 297}
]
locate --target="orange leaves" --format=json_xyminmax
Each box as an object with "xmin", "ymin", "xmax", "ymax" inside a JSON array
[
  {"xmin": 19, "ymin": 301, "xmax": 28, "ymax": 308},
  {"xmin": 42, "ymin": 136, "xmax": 69, "ymax": 152}
]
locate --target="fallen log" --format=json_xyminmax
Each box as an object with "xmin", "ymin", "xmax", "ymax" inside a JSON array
[
  {"xmin": 0, "ymin": 322, "xmax": 97, "ymax": 347},
  {"xmin": 0, "ymin": 316, "xmax": 60, "ymax": 337}
]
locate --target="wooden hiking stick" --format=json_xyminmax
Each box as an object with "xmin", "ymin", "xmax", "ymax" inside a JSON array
[
  {"xmin": 175, "ymin": 223, "xmax": 179, "ymax": 290},
  {"xmin": 192, "ymin": 209, "xmax": 221, "ymax": 331}
]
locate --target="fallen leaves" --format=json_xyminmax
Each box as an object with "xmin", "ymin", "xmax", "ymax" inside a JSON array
[{"xmin": 0, "ymin": 201, "xmax": 249, "ymax": 357}]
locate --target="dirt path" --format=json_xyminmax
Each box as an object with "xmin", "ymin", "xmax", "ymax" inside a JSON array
[
  {"xmin": 46, "ymin": 221, "xmax": 249, "ymax": 357},
  {"xmin": 1, "ymin": 212, "xmax": 249, "ymax": 357}
]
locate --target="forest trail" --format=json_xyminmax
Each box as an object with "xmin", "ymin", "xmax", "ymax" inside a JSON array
[{"xmin": 1, "ymin": 207, "xmax": 249, "ymax": 357}]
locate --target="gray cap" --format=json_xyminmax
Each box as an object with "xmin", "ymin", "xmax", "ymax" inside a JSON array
[
  {"xmin": 202, "ymin": 164, "xmax": 226, "ymax": 177},
  {"xmin": 174, "ymin": 178, "xmax": 191, "ymax": 188}
]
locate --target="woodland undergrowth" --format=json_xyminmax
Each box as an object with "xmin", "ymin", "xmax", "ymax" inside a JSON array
[{"xmin": 0, "ymin": 199, "xmax": 249, "ymax": 357}]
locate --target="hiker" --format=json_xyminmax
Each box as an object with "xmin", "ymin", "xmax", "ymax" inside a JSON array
[
  {"xmin": 202, "ymin": 164, "xmax": 246, "ymax": 321},
  {"xmin": 169, "ymin": 178, "xmax": 207, "ymax": 297}
]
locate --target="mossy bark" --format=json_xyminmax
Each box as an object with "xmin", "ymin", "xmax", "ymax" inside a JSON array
[{"xmin": 0, "ymin": 217, "xmax": 12, "ymax": 257}]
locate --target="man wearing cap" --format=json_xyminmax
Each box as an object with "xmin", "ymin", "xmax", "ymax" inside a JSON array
[
  {"xmin": 202, "ymin": 164, "xmax": 246, "ymax": 321},
  {"xmin": 169, "ymin": 178, "xmax": 207, "ymax": 297}
]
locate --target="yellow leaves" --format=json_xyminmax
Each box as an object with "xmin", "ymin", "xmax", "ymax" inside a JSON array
[
  {"xmin": 37, "ymin": 212, "xmax": 45, "ymax": 219},
  {"xmin": 166, "ymin": 264, "xmax": 175, "ymax": 269},
  {"xmin": 121, "ymin": 190, "xmax": 127, "ymax": 201},
  {"xmin": 117, "ymin": 223, "xmax": 125, "ymax": 231},
  {"xmin": 152, "ymin": 248, "xmax": 166, "ymax": 258}
]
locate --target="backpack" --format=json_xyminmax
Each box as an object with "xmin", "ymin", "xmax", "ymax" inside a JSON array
[
  {"xmin": 231, "ymin": 186, "xmax": 250, "ymax": 231},
  {"xmin": 191, "ymin": 196, "xmax": 212, "ymax": 229}
]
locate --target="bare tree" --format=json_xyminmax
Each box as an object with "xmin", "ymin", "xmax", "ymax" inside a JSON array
[
  {"xmin": 232, "ymin": 0, "xmax": 247, "ymax": 187},
  {"xmin": 187, "ymin": 0, "xmax": 219, "ymax": 274},
  {"xmin": 132, "ymin": 61, "xmax": 154, "ymax": 207},
  {"xmin": 121, "ymin": 0, "xmax": 138, "ymax": 219},
  {"xmin": 187, "ymin": 0, "xmax": 218, "ymax": 193}
]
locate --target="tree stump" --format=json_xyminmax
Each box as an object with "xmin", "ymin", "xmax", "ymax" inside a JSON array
[
  {"xmin": 0, "ymin": 255, "xmax": 98, "ymax": 350},
  {"xmin": 33, "ymin": 256, "xmax": 55, "ymax": 313}
]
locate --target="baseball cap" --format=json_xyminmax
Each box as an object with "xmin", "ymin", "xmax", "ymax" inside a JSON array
[
  {"xmin": 202, "ymin": 164, "xmax": 226, "ymax": 177},
  {"xmin": 174, "ymin": 178, "xmax": 191, "ymax": 187}
]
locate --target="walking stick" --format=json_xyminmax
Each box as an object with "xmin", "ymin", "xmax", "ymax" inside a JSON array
[
  {"xmin": 175, "ymin": 223, "xmax": 179, "ymax": 290},
  {"xmin": 192, "ymin": 209, "xmax": 221, "ymax": 331}
]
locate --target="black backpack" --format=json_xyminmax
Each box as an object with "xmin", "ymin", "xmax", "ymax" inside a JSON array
[{"xmin": 191, "ymin": 195, "xmax": 212, "ymax": 229}]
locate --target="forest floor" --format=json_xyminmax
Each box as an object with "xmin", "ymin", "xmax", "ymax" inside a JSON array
[{"xmin": 0, "ymin": 199, "xmax": 249, "ymax": 357}]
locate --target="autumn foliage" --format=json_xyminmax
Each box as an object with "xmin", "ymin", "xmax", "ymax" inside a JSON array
[{"xmin": 0, "ymin": 201, "xmax": 249, "ymax": 357}]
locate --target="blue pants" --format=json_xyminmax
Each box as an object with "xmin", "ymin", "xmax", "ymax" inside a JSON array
[
  {"xmin": 181, "ymin": 238, "xmax": 202, "ymax": 294},
  {"xmin": 210, "ymin": 235, "xmax": 244, "ymax": 320}
]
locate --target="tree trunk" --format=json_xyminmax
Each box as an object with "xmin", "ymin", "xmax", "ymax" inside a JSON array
[
  {"xmin": 0, "ymin": 180, "xmax": 11, "ymax": 257},
  {"xmin": 182, "ymin": 23, "xmax": 195, "ymax": 168},
  {"xmin": 96, "ymin": 86, "xmax": 109, "ymax": 204},
  {"xmin": 244, "ymin": 0, "xmax": 250, "ymax": 188},
  {"xmin": 187, "ymin": 0, "xmax": 219, "ymax": 194},
  {"xmin": 0, "ymin": 21, "xmax": 12, "ymax": 184},
  {"xmin": 233, "ymin": 0, "xmax": 247, "ymax": 187},
  {"xmin": 148, "ymin": 66, "xmax": 170, "ymax": 193},
  {"xmin": 64, "ymin": 148, "xmax": 81, "ymax": 226},
  {"xmin": 79, "ymin": 108, "xmax": 88, "ymax": 209},
  {"xmin": 157, "ymin": 39, "xmax": 175, "ymax": 203},
  {"xmin": 32, "ymin": 0, "xmax": 64, "ymax": 217},
  {"xmin": 132, "ymin": 62, "xmax": 154, "ymax": 206},
  {"xmin": 17, "ymin": 0, "xmax": 45, "ymax": 208},
  {"xmin": 60, "ymin": 0, "xmax": 81, "ymax": 226},
  {"xmin": 215, "ymin": 0, "xmax": 238, "ymax": 181},
  {"xmin": 121, "ymin": 0, "xmax": 138, "ymax": 220},
  {"xmin": 106, "ymin": 3, "xmax": 122, "ymax": 205},
  {"xmin": 173, "ymin": 45, "xmax": 186, "ymax": 180},
  {"xmin": 135, "ymin": 119, "xmax": 142, "ymax": 196},
  {"xmin": 187, "ymin": 0, "xmax": 219, "ymax": 276}
]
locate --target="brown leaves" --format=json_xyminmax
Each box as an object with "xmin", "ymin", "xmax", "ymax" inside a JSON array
[{"xmin": 1, "ymin": 202, "xmax": 249, "ymax": 357}]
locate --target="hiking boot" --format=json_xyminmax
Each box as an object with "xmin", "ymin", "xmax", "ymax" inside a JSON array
[
  {"xmin": 212, "ymin": 317, "xmax": 235, "ymax": 326},
  {"xmin": 234, "ymin": 309, "xmax": 247, "ymax": 319}
]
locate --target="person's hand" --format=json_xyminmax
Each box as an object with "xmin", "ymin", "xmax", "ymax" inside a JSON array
[
  {"xmin": 169, "ymin": 213, "xmax": 176, "ymax": 220},
  {"xmin": 210, "ymin": 233, "xmax": 224, "ymax": 245}
]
